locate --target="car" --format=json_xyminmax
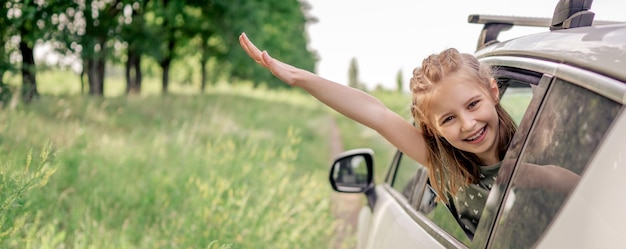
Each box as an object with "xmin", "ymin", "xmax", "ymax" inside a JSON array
[{"xmin": 327, "ymin": 1, "xmax": 626, "ymax": 248}]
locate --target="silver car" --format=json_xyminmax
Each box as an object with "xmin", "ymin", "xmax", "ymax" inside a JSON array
[{"xmin": 329, "ymin": 1, "xmax": 626, "ymax": 248}]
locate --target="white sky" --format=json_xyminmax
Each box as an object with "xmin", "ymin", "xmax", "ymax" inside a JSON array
[{"xmin": 306, "ymin": 0, "xmax": 626, "ymax": 90}]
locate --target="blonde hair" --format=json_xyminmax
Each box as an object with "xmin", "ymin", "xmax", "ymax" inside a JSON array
[{"xmin": 409, "ymin": 48, "xmax": 516, "ymax": 202}]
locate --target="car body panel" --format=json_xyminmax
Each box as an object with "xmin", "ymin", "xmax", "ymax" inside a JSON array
[
  {"xmin": 356, "ymin": 206, "xmax": 371, "ymax": 249},
  {"xmin": 359, "ymin": 186, "xmax": 446, "ymax": 249}
]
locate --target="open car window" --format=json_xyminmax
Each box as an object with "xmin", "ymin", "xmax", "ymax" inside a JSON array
[
  {"xmin": 496, "ymin": 67, "xmax": 540, "ymax": 124},
  {"xmin": 388, "ymin": 66, "xmax": 540, "ymax": 246}
]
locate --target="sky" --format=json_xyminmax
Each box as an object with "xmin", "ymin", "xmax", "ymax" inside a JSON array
[{"xmin": 305, "ymin": 0, "xmax": 626, "ymax": 90}]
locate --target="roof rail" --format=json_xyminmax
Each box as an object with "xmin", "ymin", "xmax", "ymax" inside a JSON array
[
  {"xmin": 468, "ymin": 15, "xmax": 623, "ymax": 51},
  {"xmin": 469, "ymin": 0, "xmax": 624, "ymax": 50}
]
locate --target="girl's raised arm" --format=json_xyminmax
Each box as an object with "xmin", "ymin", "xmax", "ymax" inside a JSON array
[{"xmin": 239, "ymin": 33, "xmax": 429, "ymax": 165}]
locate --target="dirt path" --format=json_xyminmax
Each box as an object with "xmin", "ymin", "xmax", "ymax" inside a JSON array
[{"xmin": 328, "ymin": 116, "xmax": 363, "ymax": 249}]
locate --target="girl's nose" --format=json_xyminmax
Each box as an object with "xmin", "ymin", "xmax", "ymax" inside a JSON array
[{"xmin": 460, "ymin": 115, "xmax": 477, "ymax": 132}]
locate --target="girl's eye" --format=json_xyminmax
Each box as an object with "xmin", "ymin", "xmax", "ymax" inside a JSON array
[
  {"xmin": 468, "ymin": 100, "xmax": 479, "ymax": 109},
  {"xmin": 442, "ymin": 116, "xmax": 454, "ymax": 124}
]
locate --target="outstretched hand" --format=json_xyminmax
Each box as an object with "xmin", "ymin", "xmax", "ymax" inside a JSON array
[{"xmin": 239, "ymin": 32, "xmax": 303, "ymax": 86}]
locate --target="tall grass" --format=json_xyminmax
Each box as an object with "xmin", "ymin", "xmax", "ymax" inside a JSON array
[
  {"xmin": 0, "ymin": 142, "xmax": 57, "ymax": 245},
  {"xmin": 0, "ymin": 81, "xmax": 357, "ymax": 248}
]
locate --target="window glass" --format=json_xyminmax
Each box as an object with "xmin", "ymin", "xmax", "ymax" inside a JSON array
[
  {"xmin": 490, "ymin": 79, "xmax": 622, "ymax": 249},
  {"xmin": 500, "ymin": 87, "xmax": 533, "ymax": 124},
  {"xmin": 391, "ymin": 153, "xmax": 421, "ymax": 194}
]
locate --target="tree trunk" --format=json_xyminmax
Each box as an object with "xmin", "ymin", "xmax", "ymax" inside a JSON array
[
  {"xmin": 80, "ymin": 60, "xmax": 87, "ymax": 94},
  {"xmin": 199, "ymin": 39, "xmax": 208, "ymax": 92},
  {"xmin": 87, "ymin": 57, "xmax": 105, "ymax": 96},
  {"xmin": 126, "ymin": 49, "xmax": 142, "ymax": 95},
  {"xmin": 19, "ymin": 41, "xmax": 38, "ymax": 103},
  {"xmin": 161, "ymin": 58, "xmax": 170, "ymax": 94},
  {"xmin": 160, "ymin": 39, "xmax": 175, "ymax": 94},
  {"xmin": 200, "ymin": 58, "xmax": 207, "ymax": 92}
]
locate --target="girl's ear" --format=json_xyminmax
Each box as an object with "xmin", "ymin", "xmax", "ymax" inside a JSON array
[{"xmin": 490, "ymin": 78, "xmax": 500, "ymax": 102}]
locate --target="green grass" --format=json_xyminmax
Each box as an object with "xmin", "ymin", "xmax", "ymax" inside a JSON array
[{"xmin": 0, "ymin": 77, "xmax": 366, "ymax": 248}]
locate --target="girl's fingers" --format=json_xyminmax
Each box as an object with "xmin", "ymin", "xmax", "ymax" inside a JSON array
[
  {"xmin": 239, "ymin": 34, "xmax": 259, "ymax": 62},
  {"xmin": 261, "ymin": 51, "xmax": 278, "ymax": 74},
  {"xmin": 239, "ymin": 33, "xmax": 267, "ymax": 67},
  {"xmin": 262, "ymin": 51, "xmax": 297, "ymax": 85},
  {"xmin": 239, "ymin": 33, "xmax": 297, "ymax": 85}
]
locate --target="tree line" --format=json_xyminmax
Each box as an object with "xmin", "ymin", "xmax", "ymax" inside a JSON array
[{"xmin": 0, "ymin": 0, "xmax": 318, "ymax": 103}]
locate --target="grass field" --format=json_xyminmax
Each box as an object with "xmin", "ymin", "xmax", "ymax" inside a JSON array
[{"xmin": 0, "ymin": 71, "xmax": 408, "ymax": 248}]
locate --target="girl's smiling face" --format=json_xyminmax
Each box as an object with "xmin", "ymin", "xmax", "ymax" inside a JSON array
[{"xmin": 428, "ymin": 73, "xmax": 500, "ymax": 165}]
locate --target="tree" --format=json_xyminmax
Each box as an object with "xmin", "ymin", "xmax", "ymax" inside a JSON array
[
  {"xmin": 0, "ymin": 3, "xmax": 14, "ymax": 106},
  {"xmin": 139, "ymin": 0, "xmax": 192, "ymax": 94},
  {"xmin": 178, "ymin": 0, "xmax": 224, "ymax": 92},
  {"xmin": 5, "ymin": 0, "xmax": 56, "ymax": 102},
  {"xmin": 226, "ymin": 0, "xmax": 318, "ymax": 88},
  {"xmin": 396, "ymin": 69, "xmax": 404, "ymax": 92},
  {"xmin": 348, "ymin": 57, "xmax": 359, "ymax": 89},
  {"xmin": 50, "ymin": 0, "xmax": 136, "ymax": 96},
  {"xmin": 72, "ymin": 0, "xmax": 124, "ymax": 96},
  {"xmin": 119, "ymin": 1, "xmax": 150, "ymax": 95}
]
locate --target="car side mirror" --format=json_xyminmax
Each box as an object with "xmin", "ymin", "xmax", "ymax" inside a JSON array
[{"xmin": 329, "ymin": 148, "xmax": 374, "ymax": 193}]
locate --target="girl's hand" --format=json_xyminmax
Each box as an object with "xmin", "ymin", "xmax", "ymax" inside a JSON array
[{"xmin": 239, "ymin": 32, "xmax": 303, "ymax": 86}]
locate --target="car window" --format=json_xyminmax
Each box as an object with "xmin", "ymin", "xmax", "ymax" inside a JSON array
[
  {"xmin": 489, "ymin": 78, "xmax": 622, "ymax": 249},
  {"xmin": 496, "ymin": 67, "xmax": 539, "ymax": 124},
  {"xmin": 388, "ymin": 72, "xmax": 537, "ymax": 246}
]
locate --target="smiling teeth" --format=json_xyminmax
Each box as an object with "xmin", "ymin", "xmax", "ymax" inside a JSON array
[{"xmin": 466, "ymin": 128, "xmax": 485, "ymax": 141}]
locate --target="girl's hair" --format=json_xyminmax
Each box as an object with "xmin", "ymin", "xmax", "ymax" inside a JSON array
[{"xmin": 409, "ymin": 48, "xmax": 517, "ymax": 202}]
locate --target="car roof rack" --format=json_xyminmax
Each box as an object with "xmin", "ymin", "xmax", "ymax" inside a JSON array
[{"xmin": 468, "ymin": 0, "xmax": 624, "ymax": 50}]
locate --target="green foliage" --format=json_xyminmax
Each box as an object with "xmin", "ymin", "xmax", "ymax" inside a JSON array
[
  {"xmin": 229, "ymin": 0, "xmax": 318, "ymax": 88},
  {"xmin": 348, "ymin": 57, "xmax": 359, "ymax": 89},
  {"xmin": 396, "ymin": 69, "xmax": 404, "ymax": 93}
]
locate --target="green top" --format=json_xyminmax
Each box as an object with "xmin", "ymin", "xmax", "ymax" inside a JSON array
[{"xmin": 451, "ymin": 161, "xmax": 502, "ymax": 235}]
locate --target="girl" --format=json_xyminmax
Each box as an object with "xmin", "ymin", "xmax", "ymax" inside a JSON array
[{"xmin": 238, "ymin": 32, "xmax": 577, "ymax": 237}]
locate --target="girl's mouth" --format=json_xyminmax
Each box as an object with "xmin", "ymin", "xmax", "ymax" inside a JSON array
[{"xmin": 464, "ymin": 126, "xmax": 487, "ymax": 143}]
